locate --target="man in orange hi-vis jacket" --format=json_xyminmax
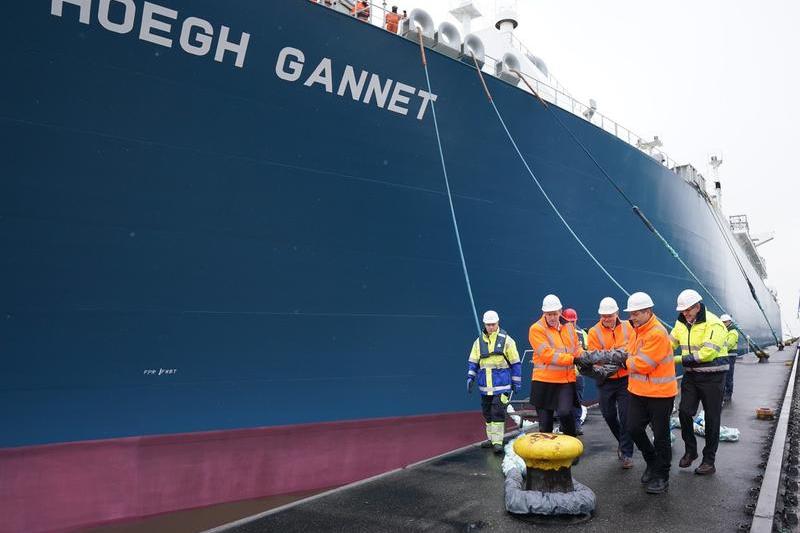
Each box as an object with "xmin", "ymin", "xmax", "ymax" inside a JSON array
[
  {"xmin": 528, "ymin": 294, "xmax": 583, "ymax": 437},
  {"xmin": 586, "ymin": 296, "xmax": 635, "ymax": 469},
  {"xmin": 622, "ymin": 291, "xmax": 677, "ymax": 495}
]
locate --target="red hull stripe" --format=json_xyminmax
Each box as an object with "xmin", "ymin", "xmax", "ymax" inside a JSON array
[{"xmin": 0, "ymin": 411, "xmax": 487, "ymax": 533}]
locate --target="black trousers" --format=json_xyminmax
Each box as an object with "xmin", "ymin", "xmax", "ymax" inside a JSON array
[
  {"xmin": 679, "ymin": 371, "xmax": 725, "ymax": 464},
  {"xmin": 724, "ymin": 356, "xmax": 736, "ymax": 400},
  {"xmin": 481, "ymin": 394, "xmax": 507, "ymax": 423},
  {"xmin": 599, "ymin": 377, "xmax": 634, "ymax": 458},
  {"xmin": 536, "ymin": 385, "xmax": 577, "ymax": 437},
  {"xmin": 627, "ymin": 393, "xmax": 674, "ymax": 480}
]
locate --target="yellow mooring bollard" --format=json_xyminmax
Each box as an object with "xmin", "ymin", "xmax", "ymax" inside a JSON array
[{"xmin": 513, "ymin": 433, "xmax": 584, "ymax": 492}]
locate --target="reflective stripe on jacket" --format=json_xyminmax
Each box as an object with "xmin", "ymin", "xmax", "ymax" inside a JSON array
[
  {"xmin": 626, "ymin": 313, "xmax": 677, "ymax": 398},
  {"xmin": 529, "ymin": 316, "xmax": 582, "ymax": 384},
  {"xmin": 468, "ymin": 329, "xmax": 521, "ymax": 396},
  {"xmin": 725, "ymin": 327, "xmax": 740, "ymax": 356},
  {"xmin": 587, "ymin": 319, "xmax": 633, "ymax": 379},
  {"xmin": 670, "ymin": 304, "xmax": 729, "ymax": 373}
]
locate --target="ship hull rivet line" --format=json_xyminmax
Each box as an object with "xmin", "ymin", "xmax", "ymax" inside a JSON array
[
  {"xmin": 417, "ymin": 32, "xmax": 480, "ymax": 333},
  {"xmin": 510, "ymin": 68, "xmax": 779, "ymax": 349}
]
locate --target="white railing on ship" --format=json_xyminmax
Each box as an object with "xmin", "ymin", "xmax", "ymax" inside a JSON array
[{"xmin": 310, "ymin": 0, "xmax": 679, "ymax": 171}]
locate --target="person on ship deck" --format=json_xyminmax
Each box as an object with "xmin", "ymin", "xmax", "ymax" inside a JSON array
[
  {"xmin": 384, "ymin": 6, "xmax": 400, "ymax": 33},
  {"xmin": 352, "ymin": 1, "xmax": 370, "ymax": 22}
]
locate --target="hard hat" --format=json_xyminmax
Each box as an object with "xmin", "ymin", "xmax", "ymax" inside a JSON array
[
  {"xmin": 562, "ymin": 308, "xmax": 578, "ymax": 322},
  {"xmin": 720, "ymin": 314, "xmax": 732, "ymax": 322},
  {"xmin": 623, "ymin": 292, "xmax": 655, "ymax": 312},
  {"xmin": 541, "ymin": 294, "xmax": 563, "ymax": 312},
  {"xmin": 482, "ymin": 310, "xmax": 500, "ymax": 324},
  {"xmin": 676, "ymin": 289, "xmax": 703, "ymax": 311},
  {"xmin": 597, "ymin": 297, "xmax": 619, "ymax": 315}
]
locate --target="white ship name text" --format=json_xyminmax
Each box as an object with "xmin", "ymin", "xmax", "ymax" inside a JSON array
[
  {"xmin": 275, "ymin": 46, "xmax": 438, "ymax": 120},
  {"xmin": 51, "ymin": 0, "xmax": 250, "ymax": 68}
]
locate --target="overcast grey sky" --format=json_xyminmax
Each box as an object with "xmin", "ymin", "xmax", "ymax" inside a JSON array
[{"xmin": 421, "ymin": 0, "xmax": 800, "ymax": 339}]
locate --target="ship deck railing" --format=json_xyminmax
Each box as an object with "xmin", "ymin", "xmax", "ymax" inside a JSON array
[{"xmin": 311, "ymin": 0, "xmax": 681, "ymax": 172}]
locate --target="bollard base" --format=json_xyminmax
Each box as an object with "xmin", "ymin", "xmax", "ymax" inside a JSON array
[
  {"xmin": 504, "ymin": 468, "xmax": 596, "ymax": 517},
  {"xmin": 509, "ymin": 511, "xmax": 593, "ymax": 525},
  {"xmin": 525, "ymin": 466, "xmax": 574, "ymax": 492}
]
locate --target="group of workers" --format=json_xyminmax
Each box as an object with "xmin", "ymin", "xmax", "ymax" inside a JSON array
[
  {"xmin": 310, "ymin": 1, "xmax": 406, "ymax": 33},
  {"xmin": 467, "ymin": 288, "xmax": 740, "ymax": 495}
]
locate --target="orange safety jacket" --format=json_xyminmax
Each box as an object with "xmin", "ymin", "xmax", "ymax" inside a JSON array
[
  {"xmin": 385, "ymin": 12, "xmax": 400, "ymax": 33},
  {"xmin": 625, "ymin": 313, "xmax": 677, "ymax": 398},
  {"xmin": 352, "ymin": 1, "xmax": 370, "ymax": 20},
  {"xmin": 587, "ymin": 318, "xmax": 633, "ymax": 379},
  {"xmin": 529, "ymin": 315, "xmax": 582, "ymax": 384}
]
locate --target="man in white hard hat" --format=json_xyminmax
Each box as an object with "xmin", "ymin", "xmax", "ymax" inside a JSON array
[
  {"xmin": 585, "ymin": 296, "xmax": 636, "ymax": 468},
  {"xmin": 622, "ymin": 291, "xmax": 677, "ymax": 494},
  {"xmin": 671, "ymin": 289, "xmax": 728, "ymax": 476},
  {"xmin": 719, "ymin": 314, "xmax": 740, "ymax": 405},
  {"xmin": 467, "ymin": 310, "xmax": 522, "ymax": 453},
  {"xmin": 528, "ymin": 294, "xmax": 583, "ymax": 437}
]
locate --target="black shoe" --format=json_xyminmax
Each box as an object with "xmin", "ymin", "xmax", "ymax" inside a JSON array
[
  {"xmin": 645, "ymin": 478, "xmax": 669, "ymax": 494},
  {"xmin": 694, "ymin": 463, "xmax": 716, "ymax": 475},
  {"xmin": 678, "ymin": 452, "xmax": 698, "ymax": 468},
  {"xmin": 480, "ymin": 440, "xmax": 493, "ymax": 449},
  {"xmin": 640, "ymin": 466, "xmax": 653, "ymax": 484},
  {"xmin": 493, "ymin": 443, "xmax": 504, "ymax": 454},
  {"xmin": 576, "ymin": 427, "xmax": 584, "ymax": 436}
]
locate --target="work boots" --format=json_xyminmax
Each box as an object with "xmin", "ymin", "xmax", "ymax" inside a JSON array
[
  {"xmin": 492, "ymin": 443, "xmax": 504, "ymax": 454},
  {"xmin": 640, "ymin": 464, "xmax": 653, "ymax": 484},
  {"xmin": 694, "ymin": 463, "xmax": 716, "ymax": 475},
  {"xmin": 480, "ymin": 440, "xmax": 493, "ymax": 449},
  {"xmin": 645, "ymin": 478, "xmax": 669, "ymax": 494}
]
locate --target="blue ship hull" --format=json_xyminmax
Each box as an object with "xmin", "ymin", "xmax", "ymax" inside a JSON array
[{"xmin": 0, "ymin": 1, "xmax": 781, "ymax": 530}]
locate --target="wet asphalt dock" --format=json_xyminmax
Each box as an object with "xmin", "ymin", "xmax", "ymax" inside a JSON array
[{"xmin": 212, "ymin": 343, "xmax": 796, "ymax": 533}]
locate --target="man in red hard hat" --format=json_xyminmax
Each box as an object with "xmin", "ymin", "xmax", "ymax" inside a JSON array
[{"xmin": 562, "ymin": 308, "xmax": 587, "ymax": 435}]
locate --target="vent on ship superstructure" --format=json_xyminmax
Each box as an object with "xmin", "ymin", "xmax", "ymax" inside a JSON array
[
  {"xmin": 495, "ymin": 52, "xmax": 523, "ymax": 86},
  {"xmin": 434, "ymin": 21, "xmax": 463, "ymax": 59}
]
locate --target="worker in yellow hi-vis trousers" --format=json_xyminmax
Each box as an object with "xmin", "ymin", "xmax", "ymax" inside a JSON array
[{"xmin": 467, "ymin": 310, "xmax": 522, "ymax": 454}]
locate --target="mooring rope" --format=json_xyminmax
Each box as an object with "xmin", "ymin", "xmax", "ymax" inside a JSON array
[{"xmin": 417, "ymin": 33, "xmax": 480, "ymax": 334}]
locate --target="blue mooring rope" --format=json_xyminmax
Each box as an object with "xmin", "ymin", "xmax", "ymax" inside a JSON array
[
  {"xmin": 512, "ymin": 70, "xmax": 779, "ymax": 349},
  {"xmin": 466, "ymin": 55, "xmax": 632, "ymax": 300},
  {"xmin": 418, "ymin": 36, "xmax": 481, "ymax": 335}
]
